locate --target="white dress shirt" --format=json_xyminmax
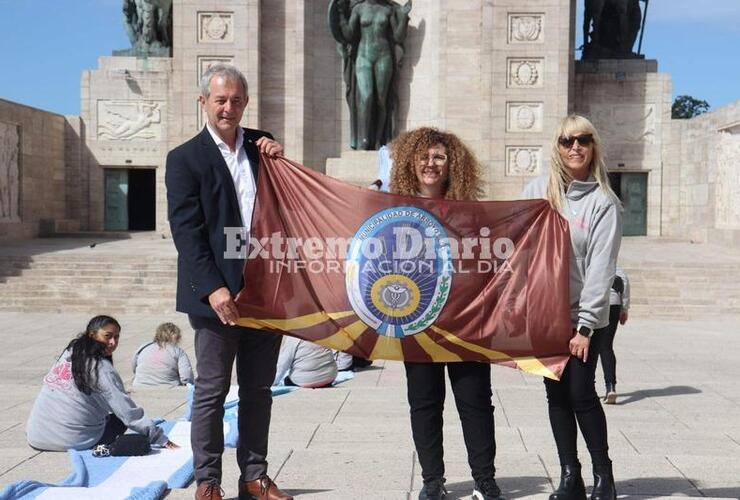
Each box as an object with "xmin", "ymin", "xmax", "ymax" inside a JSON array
[{"xmin": 205, "ymin": 123, "xmax": 256, "ymax": 231}]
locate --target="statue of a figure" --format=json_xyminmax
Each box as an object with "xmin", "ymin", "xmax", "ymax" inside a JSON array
[
  {"xmin": 329, "ymin": 0, "xmax": 412, "ymax": 150},
  {"xmin": 118, "ymin": 0, "xmax": 173, "ymax": 57},
  {"xmin": 583, "ymin": 0, "xmax": 645, "ymax": 59}
]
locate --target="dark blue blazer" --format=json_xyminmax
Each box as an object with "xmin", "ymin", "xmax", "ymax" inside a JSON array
[{"xmin": 165, "ymin": 126, "xmax": 273, "ymax": 318}]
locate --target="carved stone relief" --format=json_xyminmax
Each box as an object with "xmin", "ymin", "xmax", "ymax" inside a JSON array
[
  {"xmin": 506, "ymin": 102, "xmax": 543, "ymax": 132},
  {"xmin": 0, "ymin": 121, "xmax": 20, "ymax": 222},
  {"xmin": 507, "ymin": 59, "xmax": 544, "ymax": 88},
  {"xmin": 198, "ymin": 12, "xmax": 234, "ymax": 43},
  {"xmin": 589, "ymin": 104, "xmax": 657, "ymax": 144},
  {"xmin": 198, "ymin": 56, "xmax": 235, "ymax": 82},
  {"xmin": 506, "ymin": 146, "xmax": 541, "ymax": 176},
  {"xmin": 97, "ymin": 100, "xmax": 164, "ymax": 141},
  {"xmin": 715, "ymin": 131, "xmax": 740, "ymax": 230},
  {"xmin": 196, "ymin": 57, "xmax": 235, "ymax": 131},
  {"xmin": 508, "ymin": 14, "xmax": 544, "ymax": 44}
]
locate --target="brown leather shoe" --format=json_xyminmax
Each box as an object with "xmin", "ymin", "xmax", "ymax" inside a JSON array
[
  {"xmin": 239, "ymin": 475, "xmax": 292, "ymax": 500},
  {"xmin": 195, "ymin": 480, "xmax": 224, "ymax": 500}
]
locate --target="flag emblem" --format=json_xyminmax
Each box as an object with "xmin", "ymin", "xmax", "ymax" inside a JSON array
[{"xmin": 346, "ymin": 206, "xmax": 452, "ymax": 338}]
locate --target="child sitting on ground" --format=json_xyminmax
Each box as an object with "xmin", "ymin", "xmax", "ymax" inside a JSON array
[
  {"xmin": 274, "ymin": 336, "xmax": 338, "ymax": 388},
  {"xmin": 132, "ymin": 322, "xmax": 194, "ymax": 387},
  {"xmin": 26, "ymin": 315, "xmax": 177, "ymax": 451}
]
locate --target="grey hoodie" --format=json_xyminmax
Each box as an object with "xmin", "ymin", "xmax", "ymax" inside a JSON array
[
  {"xmin": 132, "ymin": 342, "xmax": 194, "ymax": 387},
  {"xmin": 26, "ymin": 350, "xmax": 168, "ymax": 451},
  {"xmin": 522, "ymin": 175, "xmax": 622, "ymax": 331},
  {"xmin": 274, "ymin": 336, "xmax": 338, "ymax": 388}
]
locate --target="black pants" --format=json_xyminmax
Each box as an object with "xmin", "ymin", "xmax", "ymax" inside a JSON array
[
  {"xmin": 189, "ymin": 315, "xmax": 282, "ymax": 485},
  {"xmin": 596, "ymin": 305, "xmax": 621, "ymax": 386},
  {"xmin": 405, "ymin": 361, "xmax": 496, "ymax": 483},
  {"xmin": 96, "ymin": 414, "xmax": 127, "ymax": 446},
  {"xmin": 544, "ymin": 327, "xmax": 611, "ymax": 467}
]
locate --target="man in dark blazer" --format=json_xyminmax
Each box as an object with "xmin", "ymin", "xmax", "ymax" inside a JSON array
[{"xmin": 166, "ymin": 64, "xmax": 292, "ymax": 500}]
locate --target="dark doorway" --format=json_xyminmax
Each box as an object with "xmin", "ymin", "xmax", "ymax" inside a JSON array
[
  {"xmin": 128, "ymin": 169, "xmax": 156, "ymax": 230},
  {"xmin": 608, "ymin": 172, "xmax": 648, "ymax": 236},
  {"xmin": 104, "ymin": 168, "xmax": 156, "ymax": 231}
]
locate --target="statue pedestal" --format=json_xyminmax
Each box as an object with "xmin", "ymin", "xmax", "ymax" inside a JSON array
[{"xmin": 325, "ymin": 150, "xmax": 379, "ymax": 188}]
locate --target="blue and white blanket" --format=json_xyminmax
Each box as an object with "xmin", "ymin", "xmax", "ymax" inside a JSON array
[{"xmin": 0, "ymin": 421, "xmax": 192, "ymax": 500}]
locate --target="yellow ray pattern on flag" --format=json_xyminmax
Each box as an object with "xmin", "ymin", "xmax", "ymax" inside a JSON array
[
  {"xmin": 430, "ymin": 326, "xmax": 559, "ymax": 380},
  {"xmin": 370, "ymin": 335, "xmax": 404, "ymax": 360},
  {"xmin": 413, "ymin": 332, "xmax": 462, "ymax": 362},
  {"xmin": 314, "ymin": 319, "xmax": 369, "ymax": 351},
  {"xmin": 236, "ymin": 310, "xmax": 354, "ymax": 331}
]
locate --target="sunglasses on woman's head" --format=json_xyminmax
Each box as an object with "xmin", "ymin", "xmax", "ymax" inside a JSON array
[{"xmin": 558, "ymin": 134, "xmax": 594, "ymax": 148}]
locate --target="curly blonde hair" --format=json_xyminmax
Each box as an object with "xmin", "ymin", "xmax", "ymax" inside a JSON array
[
  {"xmin": 154, "ymin": 322, "xmax": 181, "ymax": 347},
  {"xmin": 389, "ymin": 127, "xmax": 483, "ymax": 201}
]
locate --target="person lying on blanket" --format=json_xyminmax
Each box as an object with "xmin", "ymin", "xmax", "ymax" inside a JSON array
[{"xmin": 26, "ymin": 315, "xmax": 179, "ymax": 451}]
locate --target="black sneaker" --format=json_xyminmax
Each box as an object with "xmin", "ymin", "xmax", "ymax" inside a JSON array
[
  {"xmin": 419, "ymin": 477, "xmax": 447, "ymax": 500},
  {"xmin": 473, "ymin": 477, "xmax": 505, "ymax": 500}
]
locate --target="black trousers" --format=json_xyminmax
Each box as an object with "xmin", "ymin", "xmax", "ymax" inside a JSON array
[
  {"xmin": 189, "ymin": 315, "xmax": 282, "ymax": 485},
  {"xmin": 596, "ymin": 305, "xmax": 621, "ymax": 386},
  {"xmin": 544, "ymin": 328, "xmax": 611, "ymax": 467},
  {"xmin": 96, "ymin": 414, "xmax": 127, "ymax": 446},
  {"xmin": 405, "ymin": 361, "xmax": 496, "ymax": 483}
]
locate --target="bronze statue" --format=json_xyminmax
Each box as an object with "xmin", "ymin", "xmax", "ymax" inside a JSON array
[
  {"xmin": 119, "ymin": 0, "xmax": 173, "ymax": 57},
  {"xmin": 329, "ymin": 0, "xmax": 412, "ymax": 150},
  {"xmin": 583, "ymin": 0, "xmax": 646, "ymax": 59}
]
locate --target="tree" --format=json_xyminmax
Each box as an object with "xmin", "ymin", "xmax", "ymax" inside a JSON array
[{"xmin": 671, "ymin": 95, "xmax": 710, "ymax": 119}]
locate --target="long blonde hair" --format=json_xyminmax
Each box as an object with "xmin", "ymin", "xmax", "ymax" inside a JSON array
[{"xmin": 546, "ymin": 114, "xmax": 617, "ymax": 213}]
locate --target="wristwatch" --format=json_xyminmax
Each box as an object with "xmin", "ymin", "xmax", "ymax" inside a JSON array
[{"xmin": 576, "ymin": 326, "xmax": 593, "ymax": 338}]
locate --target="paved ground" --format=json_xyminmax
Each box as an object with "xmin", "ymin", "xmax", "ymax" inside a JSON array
[
  {"xmin": 0, "ymin": 312, "xmax": 739, "ymax": 499},
  {"xmin": 0, "ymin": 236, "xmax": 739, "ymax": 498}
]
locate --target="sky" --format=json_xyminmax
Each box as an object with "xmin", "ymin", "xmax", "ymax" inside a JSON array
[{"xmin": 1, "ymin": 0, "xmax": 738, "ymax": 116}]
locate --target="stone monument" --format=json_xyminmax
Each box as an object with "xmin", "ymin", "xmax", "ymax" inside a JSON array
[
  {"xmin": 328, "ymin": 0, "xmax": 412, "ymax": 151},
  {"xmin": 116, "ymin": 0, "xmax": 173, "ymax": 57},
  {"xmin": 582, "ymin": 0, "xmax": 646, "ymax": 59}
]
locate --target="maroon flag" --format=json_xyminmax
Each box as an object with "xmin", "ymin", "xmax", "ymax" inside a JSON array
[{"xmin": 235, "ymin": 156, "xmax": 572, "ymax": 379}]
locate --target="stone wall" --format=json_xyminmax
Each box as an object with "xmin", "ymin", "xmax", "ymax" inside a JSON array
[
  {"xmin": 272, "ymin": 0, "xmax": 573, "ymax": 199},
  {"xmin": 663, "ymin": 100, "xmax": 740, "ymax": 245},
  {"xmin": 0, "ymin": 99, "xmax": 70, "ymax": 239},
  {"xmin": 81, "ymin": 56, "xmax": 171, "ymax": 232},
  {"xmin": 573, "ymin": 59, "xmax": 672, "ymax": 236}
]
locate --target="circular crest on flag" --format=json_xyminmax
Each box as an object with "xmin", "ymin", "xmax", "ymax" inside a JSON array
[{"xmin": 346, "ymin": 206, "xmax": 452, "ymax": 338}]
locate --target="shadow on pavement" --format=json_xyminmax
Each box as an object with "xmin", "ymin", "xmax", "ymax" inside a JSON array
[
  {"xmin": 617, "ymin": 385, "xmax": 702, "ymax": 405},
  {"xmin": 615, "ymin": 476, "xmax": 739, "ymax": 498},
  {"xmin": 444, "ymin": 476, "xmax": 552, "ymax": 499}
]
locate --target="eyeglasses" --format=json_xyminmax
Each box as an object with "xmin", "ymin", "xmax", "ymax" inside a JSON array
[
  {"xmin": 418, "ymin": 153, "xmax": 448, "ymax": 166},
  {"xmin": 558, "ymin": 134, "xmax": 594, "ymax": 148}
]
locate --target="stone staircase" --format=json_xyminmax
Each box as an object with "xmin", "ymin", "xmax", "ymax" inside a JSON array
[
  {"xmin": 620, "ymin": 238, "xmax": 740, "ymax": 320},
  {"xmin": 0, "ymin": 236, "xmax": 738, "ymax": 318},
  {"xmin": 0, "ymin": 238, "xmax": 178, "ymax": 314}
]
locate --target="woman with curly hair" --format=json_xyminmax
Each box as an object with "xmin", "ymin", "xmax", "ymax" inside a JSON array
[
  {"xmin": 522, "ymin": 114, "xmax": 621, "ymax": 500},
  {"xmin": 390, "ymin": 127, "xmax": 504, "ymax": 500}
]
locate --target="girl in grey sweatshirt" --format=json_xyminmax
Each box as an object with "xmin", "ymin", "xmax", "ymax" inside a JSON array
[
  {"xmin": 26, "ymin": 316, "xmax": 176, "ymax": 451},
  {"xmin": 132, "ymin": 322, "xmax": 194, "ymax": 387},
  {"xmin": 521, "ymin": 114, "xmax": 621, "ymax": 500}
]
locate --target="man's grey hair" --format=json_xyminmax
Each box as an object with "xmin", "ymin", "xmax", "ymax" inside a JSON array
[{"xmin": 199, "ymin": 63, "xmax": 249, "ymax": 98}]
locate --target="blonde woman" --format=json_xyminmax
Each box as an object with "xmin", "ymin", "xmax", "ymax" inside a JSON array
[
  {"xmin": 391, "ymin": 127, "xmax": 503, "ymax": 500},
  {"xmin": 522, "ymin": 114, "xmax": 622, "ymax": 500},
  {"xmin": 132, "ymin": 322, "xmax": 194, "ymax": 387}
]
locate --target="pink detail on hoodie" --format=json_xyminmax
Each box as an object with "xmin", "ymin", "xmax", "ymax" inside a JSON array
[
  {"xmin": 43, "ymin": 360, "xmax": 74, "ymax": 392},
  {"xmin": 573, "ymin": 217, "xmax": 589, "ymax": 230}
]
